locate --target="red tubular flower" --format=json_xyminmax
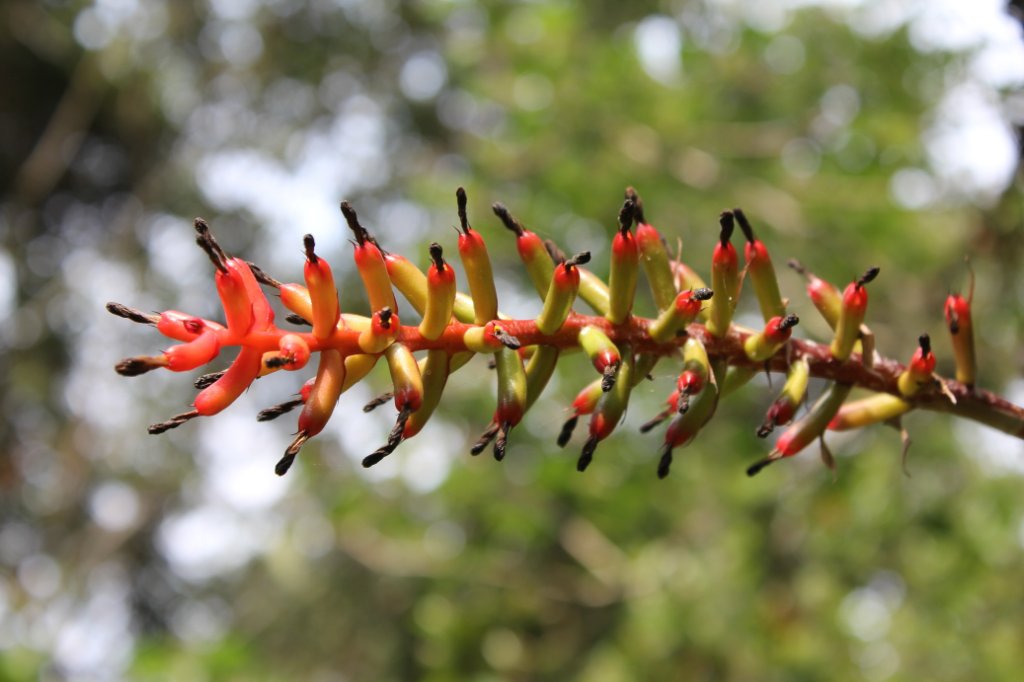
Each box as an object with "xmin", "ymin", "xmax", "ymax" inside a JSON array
[
  {"xmin": 164, "ymin": 330, "xmax": 221, "ymax": 372},
  {"xmin": 193, "ymin": 346, "xmax": 264, "ymax": 416}
]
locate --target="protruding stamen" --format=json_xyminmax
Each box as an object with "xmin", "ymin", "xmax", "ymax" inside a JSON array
[
  {"xmin": 429, "ymin": 242, "xmax": 445, "ymax": 272},
  {"xmin": 194, "ymin": 370, "xmax": 225, "ymax": 389},
  {"xmin": 656, "ymin": 443, "xmax": 674, "ymax": 479},
  {"xmin": 493, "ymin": 422, "xmax": 510, "ymax": 461},
  {"xmin": 115, "ymin": 357, "xmax": 163, "ymax": 376},
  {"xmin": 303, "ymin": 234, "xmax": 318, "ymax": 264},
  {"xmin": 779, "ymin": 313, "xmax": 800, "ymax": 331},
  {"xmin": 857, "ymin": 266, "xmax": 880, "ymax": 288},
  {"xmin": 285, "ymin": 313, "xmax": 311, "ymax": 326},
  {"xmin": 639, "ymin": 411, "xmax": 670, "ymax": 434},
  {"xmin": 362, "ymin": 405, "xmax": 411, "ymax": 468},
  {"xmin": 470, "ymin": 422, "xmax": 500, "ymax": 455},
  {"xmin": 577, "ymin": 435, "xmax": 598, "ymax": 472},
  {"xmin": 363, "ymin": 392, "xmax": 394, "ymax": 413},
  {"xmin": 564, "ymin": 251, "xmax": 591, "ymax": 269},
  {"xmin": 257, "ymin": 399, "xmax": 304, "ymax": 422},
  {"xmin": 105, "ymin": 302, "xmax": 158, "ymax": 325},
  {"xmin": 718, "ymin": 211, "xmax": 735, "ymax": 247},
  {"xmin": 601, "ymin": 362, "xmax": 620, "ymax": 392},
  {"xmin": 557, "ymin": 415, "xmax": 578, "ymax": 447},
  {"xmin": 618, "ymin": 198, "xmax": 636, "ymax": 235},
  {"xmin": 733, "ymin": 207, "xmax": 756, "ymax": 243},
  {"xmin": 625, "ymin": 186, "xmax": 645, "ymax": 224},
  {"xmin": 456, "ymin": 187, "xmax": 471, "ymax": 234},
  {"xmin": 492, "ymin": 202, "xmax": 523, "ymax": 236},
  {"xmin": 148, "ymin": 410, "xmax": 199, "ymax": 434},
  {"xmin": 493, "ymin": 327, "xmax": 521, "ymax": 350},
  {"xmin": 193, "ymin": 218, "xmax": 229, "ymax": 273},
  {"xmin": 340, "ymin": 200, "xmax": 371, "ymax": 246},
  {"xmin": 276, "ymin": 433, "xmax": 308, "ymax": 476},
  {"xmin": 692, "ymin": 288, "xmax": 714, "ymax": 301}
]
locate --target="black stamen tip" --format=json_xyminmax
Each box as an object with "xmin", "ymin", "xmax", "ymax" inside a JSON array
[
  {"xmin": 105, "ymin": 302, "xmax": 159, "ymax": 325},
  {"xmin": 733, "ymin": 207, "xmax": 756, "ymax": 243},
  {"xmin": 115, "ymin": 357, "xmax": 159, "ymax": 377},
  {"xmin": 194, "ymin": 370, "xmax": 225, "ymax": 389},
  {"xmin": 456, "ymin": 187, "xmax": 470, "ymax": 234},
  {"xmin": 693, "ymin": 287, "xmax": 714, "ymax": 301},
  {"xmin": 303, "ymin": 234, "xmax": 318, "ymax": 264},
  {"xmin": 285, "ymin": 313, "xmax": 311, "ymax": 326},
  {"xmin": 657, "ymin": 445, "xmax": 674, "ymax": 479},
  {"xmin": 577, "ymin": 436, "xmax": 598, "ymax": 472},
  {"xmin": 857, "ymin": 266, "xmax": 880, "ymax": 287},
  {"xmin": 746, "ymin": 456, "xmax": 775, "ymax": 477},
  {"xmin": 493, "ymin": 423, "xmax": 510, "ymax": 461},
  {"xmin": 492, "ymin": 202, "xmax": 523, "ymax": 236},
  {"xmin": 718, "ymin": 211, "xmax": 735, "ymax": 246},
  {"xmin": 780, "ymin": 313, "xmax": 800, "ymax": 331},
  {"xmin": 565, "ymin": 251, "xmax": 591, "ymax": 269},
  {"xmin": 557, "ymin": 415, "xmax": 578, "ymax": 447},
  {"xmin": 429, "ymin": 242, "xmax": 445, "ymax": 272},
  {"xmin": 918, "ymin": 333, "xmax": 931, "ymax": 355},
  {"xmin": 601, "ymin": 362, "xmax": 620, "ymax": 392},
  {"xmin": 618, "ymin": 199, "xmax": 636, "ymax": 234},
  {"xmin": 625, "ymin": 187, "xmax": 645, "ymax": 224},
  {"xmin": 275, "ymin": 454, "xmax": 296, "ymax": 476},
  {"xmin": 378, "ymin": 307, "xmax": 393, "ymax": 329}
]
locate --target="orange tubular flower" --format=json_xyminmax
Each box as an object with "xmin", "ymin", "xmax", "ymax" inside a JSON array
[
  {"xmin": 341, "ymin": 201, "xmax": 397, "ymax": 315},
  {"xmin": 302, "ymin": 235, "xmax": 340, "ymax": 341}
]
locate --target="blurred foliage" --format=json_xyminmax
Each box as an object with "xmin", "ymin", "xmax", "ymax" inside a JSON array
[{"xmin": 2, "ymin": 0, "xmax": 1024, "ymax": 680}]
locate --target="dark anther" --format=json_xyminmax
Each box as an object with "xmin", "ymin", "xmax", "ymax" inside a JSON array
[
  {"xmin": 194, "ymin": 370, "xmax": 225, "ymax": 389},
  {"xmin": 577, "ymin": 435, "xmax": 598, "ymax": 472},
  {"xmin": 618, "ymin": 198, "xmax": 636, "ymax": 234},
  {"xmin": 601, "ymin": 362, "xmax": 620, "ymax": 392},
  {"xmin": 693, "ymin": 287, "xmax": 714, "ymax": 301},
  {"xmin": 193, "ymin": 218, "xmax": 229, "ymax": 273},
  {"xmin": 625, "ymin": 186, "xmax": 645, "ymax": 225},
  {"xmin": 493, "ymin": 422, "xmax": 510, "ymax": 461},
  {"xmin": 657, "ymin": 444, "xmax": 674, "ymax": 479},
  {"xmin": 429, "ymin": 242, "xmax": 445, "ymax": 272},
  {"xmin": 746, "ymin": 455, "xmax": 778, "ymax": 477},
  {"xmin": 264, "ymin": 355, "xmax": 293, "ymax": 369},
  {"xmin": 340, "ymin": 200, "xmax": 372, "ymax": 246},
  {"xmin": 286, "ymin": 313, "xmax": 311, "ymax": 326},
  {"xmin": 493, "ymin": 328, "xmax": 521, "ymax": 350},
  {"xmin": 565, "ymin": 251, "xmax": 591, "ymax": 269},
  {"xmin": 544, "ymin": 239, "xmax": 566, "ymax": 264},
  {"xmin": 456, "ymin": 187, "xmax": 471, "ymax": 234},
  {"xmin": 378, "ymin": 307, "xmax": 393, "ymax": 329},
  {"xmin": 948, "ymin": 310, "xmax": 960, "ymax": 334},
  {"xmin": 277, "ymin": 433, "xmax": 308, "ymax": 476},
  {"xmin": 779, "ymin": 314, "xmax": 800, "ymax": 331},
  {"xmin": 787, "ymin": 259, "xmax": 807, "ymax": 276},
  {"xmin": 257, "ymin": 399, "xmax": 304, "ymax": 422},
  {"xmin": 492, "ymin": 202, "xmax": 523, "ymax": 236},
  {"xmin": 362, "ymin": 406, "xmax": 411, "ymax": 468},
  {"xmin": 246, "ymin": 262, "xmax": 282, "ymax": 288},
  {"xmin": 718, "ymin": 211, "xmax": 735, "ymax": 246},
  {"xmin": 115, "ymin": 357, "xmax": 160, "ymax": 377},
  {"xmin": 470, "ymin": 423, "xmax": 500, "ymax": 455},
  {"xmin": 148, "ymin": 410, "xmax": 199, "ymax": 435},
  {"xmin": 363, "ymin": 392, "xmax": 394, "ymax": 413},
  {"xmin": 919, "ymin": 333, "xmax": 931, "ymax": 355},
  {"xmin": 106, "ymin": 302, "xmax": 159, "ymax": 325},
  {"xmin": 733, "ymin": 207, "xmax": 756, "ymax": 243},
  {"xmin": 639, "ymin": 411, "xmax": 669, "ymax": 434},
  {"xmin": 857, "ymin": 266, "xmax": 881, "ymax": 287},
  {"xmin": 303, "ymin": 234, "xmax": 318, "ymax": 264},
  {"xmin": 557, "ymin": 415, "xmax": 578, "ymax": 447},
  {"xmin": 677, "ymin": 395, "xmax": 690, "ymax": 414},
  {"xmin": 756, "ymin": 422, "xmax": 774, "ymax": 439}
]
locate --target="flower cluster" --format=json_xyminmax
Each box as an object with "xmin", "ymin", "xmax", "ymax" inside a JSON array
[{"xmin": 109, "ymin": 188, "xmax": 1021, "ymax": 478}]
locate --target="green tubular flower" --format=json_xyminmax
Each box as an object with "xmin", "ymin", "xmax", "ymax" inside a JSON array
[
  {"xmin": 493, "ymin": 202, "xmax": 553, "ymax": 299},
  {"xmin": 735, "ymin": 208, "xmax": 785, "ymax": 322},
  {"xmin": 401, "ymin": 350, "xmax": 451, "ymax": 440},
  {"xmin": 455, "ymin": 187, "xmax": 499, "ymax": 324},
  {"xmin": 577, "ymin": 325, "xmax": 621, "ymax": 390},
  {"xmin": 489, "ymin": 346, "xmax": 529, "ymax": 461},
  {"xmin": 747, "ymin": 382, "xmax": 853, "ymax": 476},
  {"xmin": 744, "ymin": 314, "xmax": 800, "ymax": 362},
  {"xmin": 828, "ymin": 393, "xmax": 910, "ymax": 431},
  {"xmin": 831, "ymin": 267, "xmax": 879, "ymax": 362},
  {"xmin": 524, "ymin": 346, "xmax": 560, "ymax": 411},
  {"xmin": 648, "ymin": 288, "xmax": 713, "ymax": 343},
  {"xmin": 705, "ymin": 212, "xmax": 740, "ymax": 338},
  {"xmin": 657, "ymin": 378, "xmax": 718, "ymax": 479},
  {"xmin": 607, "ymin": 199, "xmax": 640, "ymax": 325},
  {"xmin": 788, "ymin": 259, "xmax": 841, "ymax": 329},
  {"xmin": 418, "ymin": 243, "xmax": 457, "ymax": 341},
  {"xmin": 536, "ymin": 252, "xmax": 588, "ymax": 335},
  {"xmin": 628, "ymin": 187, "xmax": 677, "ymax": 312},
  {"xmin": 578, "ymin": 349, "xmax": 635, "ymax": 472},
  {"xmin": 758, "ymin": 358, "xmax": 810, "ymax": 437}
]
